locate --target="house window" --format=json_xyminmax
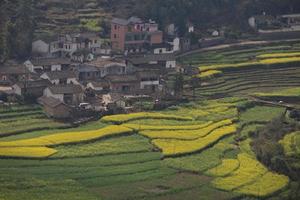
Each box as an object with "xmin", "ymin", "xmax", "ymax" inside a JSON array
[
  {"xmin": 94, "ymin": 40, "xmax": 97, "ymax": 44},
  {"xmin": 114, "ymin": 34, "xmax": 117, "ymax": 39},
  {"xmin": 114, "ymin": 25, "xmax": 117, "ymax": 30},
  {"xmin": 87, "ymin": 72, "xmax": 90, "ymax": 77}
]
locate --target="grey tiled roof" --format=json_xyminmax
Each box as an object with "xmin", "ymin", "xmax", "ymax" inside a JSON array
[
  {"xmin": 44, "ymin": 70, "xmax": 77, "ymax": 80},
  {"xmin": 48, "ymin": 84, "xmax": 83, "ymax": 94},
  {"xmin": 128, "ymin": 54, "xmax": 176, "ymax": 65}
]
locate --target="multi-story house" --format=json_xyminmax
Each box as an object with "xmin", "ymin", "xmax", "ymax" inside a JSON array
[{"xmin": 111, "ymin": 17, "xmax": 163, "ymax": 53}]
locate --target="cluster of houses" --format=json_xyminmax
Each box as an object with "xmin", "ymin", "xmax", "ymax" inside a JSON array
[{"xmin": 0, "ymin": 16, "xmax": 199, "ymax": 120}]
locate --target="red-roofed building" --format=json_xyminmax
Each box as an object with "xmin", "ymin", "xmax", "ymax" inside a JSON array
[{"xmin": 111, "ymin": 17, "xmax": 163, "ymax": 53}]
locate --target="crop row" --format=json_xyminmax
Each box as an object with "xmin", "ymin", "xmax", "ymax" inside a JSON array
[
  {"xmin": 200, "ymin": 56, "xmax": 300, "ymax": 72},
  {"xmin": 206, "ymin": 159, "xmax": 240, "ymax": 177},
  {"xmin": 212, "ymin": 153, "xmax": 289, "ymax": 197},
  {"xmin": 101, "ymin": 112, "xmax": 193, "ymax": 124},
  {"xmin": 139, "ymin": 119, "xmax": 233, "ymax": 140},
  {"xmin": 0, "ymin": 125, "xmax": 133, "ymax": 148},
  {"xmin": 0, "ymin": 147, "xmax": 57, "ymax": 158},
  {"xmin": 152, "ymin": 124, "xmax": 237, "ymax": 156}
]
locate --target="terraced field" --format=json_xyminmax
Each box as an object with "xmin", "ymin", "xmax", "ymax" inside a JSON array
[{"xmin": 1, "ymin": 42, "xmax": 300, "ymax": 199}]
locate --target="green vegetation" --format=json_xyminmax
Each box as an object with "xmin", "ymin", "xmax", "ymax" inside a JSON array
[{"xmin": 2, "ymin": 41, "xmax": 300, "ymax": 199}]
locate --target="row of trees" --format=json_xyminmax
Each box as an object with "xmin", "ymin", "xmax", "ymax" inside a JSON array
[{"xmin": 0, "ymin": 0, "xmax": 35, "ymax": 63}]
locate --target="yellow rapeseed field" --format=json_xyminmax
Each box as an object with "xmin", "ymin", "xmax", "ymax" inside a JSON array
[
  {"xmin": 0, "ymin": 125, "xmax": 133, "ymax": 147},
  {"xmin": 200, "ymin": 57, "xmax": 300, "ymax": 72},
  {"xmin": 0, "ymin": 147, "xmax": 57, "ymax": 158},
  {"xmin": 279, "ymin": 131, "xmax": 300, "ymax": 157},
  {"xmin": 257, "ymin": 52, "xmax": 300, "ymax": 59},
  {"xmin": 139, "ymin": 119, "xmax": 233, "ymax": 140},
  {"xmin": 212, "ymin": 153, "xmax": 267, "ymax": 191},
  {"xmin": 124, "ymin": 121, "xmax": 213, "ymax": 131},
  {"xmin": 236, "ymin": 172, "xmax": 289, "ymax": 197},
  {"xmin": 198, "ymin": 70, "xmax": 223, "ymax": 80},
  {"xmin": 101, "ymin": 112, "xmax": 193, "ymax": 124},
  {"xmin": 152, "ymin": 124, "xmax": 237, "ymax": 156},
  {"xmin": 206, "ymin": 159, "xmax": 240, "ymax": 177}
]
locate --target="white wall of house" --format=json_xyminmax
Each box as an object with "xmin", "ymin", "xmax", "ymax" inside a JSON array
[
  {"xmin": 12, "ymin": 84, "xmax": 22, "ymax": 96},
  {"xmin": 68, "ymin": 78, "xmax": 79, "ymax": 85},
  {"xmin": 166, "ymin": 60, "xmax": 176, "ymax": 68},
  {"xmin": 87, "ymin": 82, "xmax": 104, "ymax": 91},
  {"xmin": 188, "ymin": 25, "xmax": 194, "ymax": 33},
  {"xmin": 24, "ymin": 60, "xmax": 35, "ymax": 73},
  {"xmin": 51, "ymin": 65, "xmax": 62, "ymax": 71},
  {"xmin": 153, "ymin": 48, "xmax": 173, "ymax": 54},
  {"xmin": 32, "ymin": 40, "xmax": 49, "ymax": 54},
  {"xmin": 172, "ymin": 37, "xmax": 180, "ymax": 52},
  {"xmin": 43, "ymin": 88, "xmax": 64, "ymax": 102},
  {"xmin": 140, "ymin": 80, "xmax": 160, "ymax": 89}
]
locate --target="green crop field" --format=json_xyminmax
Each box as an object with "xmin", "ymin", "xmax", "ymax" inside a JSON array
[{"xmin": 1, "ymin": 42, "xmax": 300, "ymax": 199}]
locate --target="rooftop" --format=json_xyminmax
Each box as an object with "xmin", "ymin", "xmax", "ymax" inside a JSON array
[
  {"xmin": 48, "ymin": 84, "xmax": 83, "ymax": 94},
  {"xmin": 128, "ymin": 54, "xmax": 176, "ymax": 65},
  {"xmin": 38, "ymin": 96, "xmax": 65, "ymax": 108},
  {"xmin": 31, "ymin": 58, "xmax": 71, "ymax": 66},
  {"xmin": 43, "ymin": 70, "xmax": 77, "ymax": 80},
  {"xmin": 281, "ymin": 13, "xmax": 300, "ymax": 18},
  {"xmin": 105, "ymin": 74, "xmax": 138, "ymax": 83},
  {"xmin": 15, "ymin": 79, "xmax": 51, "ymax": 89}
]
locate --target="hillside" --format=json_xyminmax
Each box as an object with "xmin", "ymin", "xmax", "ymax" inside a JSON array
[{"xmin": 1, "ymin": 41, "xmax": 300, "ymax": 200}]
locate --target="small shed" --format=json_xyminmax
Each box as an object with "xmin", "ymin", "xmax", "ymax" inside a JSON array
[{"xmin": 38, "ymin": 96, "xmax": 71, "ymax": 119}]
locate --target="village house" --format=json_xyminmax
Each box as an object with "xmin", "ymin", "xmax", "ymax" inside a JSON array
[
  {"xmin": 86, "ymin": 80, "xmax": 110, "ymax": 94},
  {"xmin": 0, "ymin": 64, "xmax": 30, "ymax": 86},
  {"xmin": 71, "ymin": 49, "xmax": 95, "ymax": 63},
  {"xmin": 105, "ymin": 74, "xmax": 139, "ymax": 94},
  {"xmin": 76, "ymin": 64, "xmax": 101, "ymax": 82},
  {"xmin": 43, "ymin": 84, "xmax": 84, "ymax": 105},
  {"xmin": 40, "ymin": 70, "xmax": 79, "ymax": 85},
  {"xmin": 75, "ymin": 57, "xmax": 128, "ymax": 82},
  {"xmin": 12, "ymin": 79, "xmax": 51, "ymax": 98},
  {"xmin": 111, "ymin": 17, "xmax": 163, "ymax": 53},
  {"xmin": 32, "ymin": 32, "xmax": 108, "ymax": 58},
  {"xmin": 280, "ymin": 14, "xmax": 300, "ymax": 29},
  {"xmin": 127, "ymin": 54, "xmax": 176, "ymax": 71},
  {"xmin": 38, "ymin": 96, "xmax": 71, "ymax": 119},
  {"xmin": 24, "ymin": 58, "xmax": 71, "ymax": 73},
  {"xmin": 136, "ymin": 70, "xmax": 162, "ymax": 93}
]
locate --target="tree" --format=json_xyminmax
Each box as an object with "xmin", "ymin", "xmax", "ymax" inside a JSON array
[
  {"xmin": 174, "ymin": 73, "xmax": 184, "ymax": 98},
  {"xmin": 12, "ymin": 0, "xmax": 35, "ymax": 60}
]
